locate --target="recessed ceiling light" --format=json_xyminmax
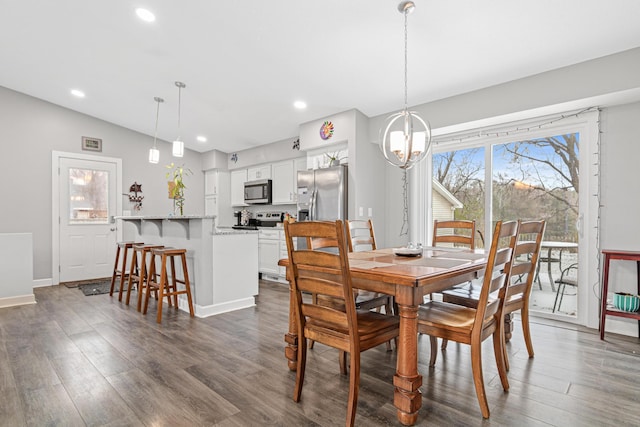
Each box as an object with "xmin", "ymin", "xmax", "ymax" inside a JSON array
[
  {"xmin": 196, "ymin": 136, "xmax": 207, "ymax": 142},
  {"xmin": 135, "ymin": 8, "xmax": 156, "ymax": 22},
  {"xmin": 294, "ymin": 100, "xmax": 307, "ymax": 109},
  {"xmin": 70, "ymin": 89, "xmax": 85, "ymax": 98}
]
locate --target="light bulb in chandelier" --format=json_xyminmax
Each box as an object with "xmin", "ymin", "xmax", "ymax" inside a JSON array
[{"xmin": 381, "ymin": 108, "xmax": 431, "ymax": 168}]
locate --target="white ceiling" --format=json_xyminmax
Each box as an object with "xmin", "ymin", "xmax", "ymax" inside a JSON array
[{"xmin": 1, "ymin": 1, "xmax": 639, "ymax": 154}]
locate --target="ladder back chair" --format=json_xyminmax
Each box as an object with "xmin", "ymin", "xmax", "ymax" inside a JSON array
[
  {"xmin": 284, "ymin": 220, "xmax": 399, "ymax": 427},
  {"xmin": 417, "ymin": 220, "xmax": 519, "ymax": 419},
  {"xmin": 442, "ymin": 220, "xmax": 546, "ymax": 370}
]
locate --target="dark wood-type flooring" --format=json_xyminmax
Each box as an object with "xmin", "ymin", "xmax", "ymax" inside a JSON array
[{"xmin": 2, "ymin": 280, "xmax": 640, "ymax": 426}]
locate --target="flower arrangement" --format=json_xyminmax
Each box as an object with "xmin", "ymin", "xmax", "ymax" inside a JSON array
[{"xmin": 165, "ymin": 163, "xmax": 192, "ymax": 215}]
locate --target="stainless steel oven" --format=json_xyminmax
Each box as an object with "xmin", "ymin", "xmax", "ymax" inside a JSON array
[{"xmin": 244, "ymin": 179, "xmax": 272, "ymax": 204}]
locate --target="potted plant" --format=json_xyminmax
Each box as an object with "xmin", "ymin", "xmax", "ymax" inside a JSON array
[
  {"xmin": 166, "ymin": 162, "xmax": 192, "ymax": 215},
  {"xmin": 325, "ymin": 151, "xmax": 346, "ymax": 167}
]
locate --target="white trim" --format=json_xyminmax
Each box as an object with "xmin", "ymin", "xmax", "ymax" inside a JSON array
[
  {"xmin": 192, "ymin": 297, "xmax": 256, "ymax": 318},
  {"xmin": 51, "ymin": 151, "xmax": 123, "ymax": 285},
  {"xmin": 33, "ymin": 278, "xmax": 52, "ymax": 288},
  {"xmin": 0, "ymin": 294, "xmax": 36, "ymax": 308}
]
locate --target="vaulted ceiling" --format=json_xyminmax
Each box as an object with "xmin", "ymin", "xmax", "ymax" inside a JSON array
[{"xmin": 1, "ymin": 0, "xmax": 639, "ymax": 153}]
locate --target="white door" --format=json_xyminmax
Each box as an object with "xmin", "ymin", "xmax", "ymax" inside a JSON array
[{"xmin": 58, "ymin": 157, "xmax": 117, "ymax": 282}]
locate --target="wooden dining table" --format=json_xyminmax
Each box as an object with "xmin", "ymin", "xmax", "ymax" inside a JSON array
[{"xmin": 280, "ymin": 246, "xmax": 487, "ymax": 426}]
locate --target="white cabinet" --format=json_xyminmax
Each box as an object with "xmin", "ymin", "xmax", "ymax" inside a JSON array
[
  {"xmin": 272, "ymin": 157, "xmax": 307, "ymax": 205},
  {"xmin": 205, "ymin": 170, "xmax": 219, "ymax": 195},
  {"xmin": 272, "ymin": 160, "xmax": 295, "ymax": 204},
  {"xmin": 204, "ymin": 170, "xmax": 231, "ymax": 220},
  {"xmin": 247, "ymin": 164, "xmax": 271, "ymax": 181},
  {"xmin": 258, "ymin": 228, "xmax": 280, "ymax": 275},
  {"xmin": 230, "ymin": 169, "xmax": 247, "ymax": 207}
]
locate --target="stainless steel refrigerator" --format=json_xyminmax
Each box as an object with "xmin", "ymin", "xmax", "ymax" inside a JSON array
[{"xmin": 297, "ymin": 164, "xmax": 348, "ymax": 222}]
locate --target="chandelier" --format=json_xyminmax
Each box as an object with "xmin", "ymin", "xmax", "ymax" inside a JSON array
[{"xmin": 380, "ymin": 1, "xmax": 431, "ymax": 170}]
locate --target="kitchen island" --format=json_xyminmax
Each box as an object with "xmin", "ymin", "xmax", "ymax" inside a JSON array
[{"xmin": 115, "ymin": 215, "xmax": 258, "ymax": 317}]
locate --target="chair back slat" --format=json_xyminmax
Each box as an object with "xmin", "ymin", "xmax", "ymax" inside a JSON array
[
  {"xmin": 433, "ymin": 219, "xmax": 476, "ymax": 249},
  {"xmin": 346, "ymin": 219, "xmax": 377, "ymax": 252},
  {"xmin": 505, "ymin": 220, "xmax": 546, "ymax": 304}
]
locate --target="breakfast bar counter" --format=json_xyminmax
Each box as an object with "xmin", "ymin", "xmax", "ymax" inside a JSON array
[{"xmin": 115, "ymin": 215, "xmax": 258, "ymax": 317}]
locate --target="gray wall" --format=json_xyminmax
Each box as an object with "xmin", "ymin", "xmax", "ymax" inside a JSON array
[
  {"xmin": 369, "ymin": 47, "xmax": 640, "ymax": 247},
  {"xmin": 0, "ymin": 86, "xmax": 204, "ymax": 280},
  {"xmin": 2, "ymin": 47, "xmax": 640, "ymax": 283}
]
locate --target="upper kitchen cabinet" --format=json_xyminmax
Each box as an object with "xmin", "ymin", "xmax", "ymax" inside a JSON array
[
  {"xmin": 230, "ymin": 169, "xmax": 248, "ymax": 207},
  {"xmin": 205, "ymin": 169, "xmax": 228, "ymax": 195},
  {"xmin": 247, "ymin": 164, "xmax": 271, "ymax": 181},
  {"xmin": 272, "ymin": 158, "xmax": 307, "ymax": 205},
  {"xmin": 204, "ymin": 169, "xmax": 231, "ymax": 220}
]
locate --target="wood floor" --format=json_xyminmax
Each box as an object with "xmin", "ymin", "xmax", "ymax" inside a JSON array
[{"xmin": 2, "ymin": 280, "xmax": 640, "ymax": 426}]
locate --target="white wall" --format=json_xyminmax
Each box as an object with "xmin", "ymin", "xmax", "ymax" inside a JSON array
[{"xmin": 0, "ymin": 86, "xmax": 203, "ymax": 280}]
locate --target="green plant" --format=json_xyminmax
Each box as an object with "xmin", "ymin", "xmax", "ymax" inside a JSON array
[
  {"xmin": 165, "ymin": 163, "xmax": 192, "ymax": 215},
  {"xmin": 325, "ymin": 151, "xmax": 346, "ymax": 166}
]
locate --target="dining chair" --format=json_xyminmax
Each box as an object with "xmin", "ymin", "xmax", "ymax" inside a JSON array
[
  {"xmin": 417, "ymin": 220, "xmax": 519, "ymax": 419},
  {"xmin": 307, "ymin": 223, "xmax": 395, "ymax": 353},
  {"xmin": 442, "ymin": 220, "xmax": 546, "ymax": 370},
  {"xmin": 427, "ymin": 219, "xmax": 477, "ymax": 306},
  {"xmin": 553, "ymin": 262, "xmax": 578, "ymax": 313},
  {"xmin": 283, "ymin": 220, "xmax": 400, "ymax": 427}
]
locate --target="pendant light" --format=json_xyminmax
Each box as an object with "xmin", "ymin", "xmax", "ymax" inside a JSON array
[
  {"xmin": 379, "ymin": 1, "xmax": 431, "ymax": 170},
  {"xmin": 172, "ymin": 81, "xmax": 186, "ymax": 157},
  {"xmin": 148, "ymin": 96, "xmax": 164, "ymax": 164}
]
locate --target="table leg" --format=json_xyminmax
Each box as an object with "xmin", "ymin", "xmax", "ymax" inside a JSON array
[
  {"xmin": 546, "ymin": 247, "xmax": 556, "ymax": 293},
  {"xmin": 393, "ymin": 303, "xmax": 422, "ymax": 426},
  {"xmin": 284, "ymin": 281, "xmax": 298, "ymax": 371},
  {"xmin": 637, "ymin": 261, "xmax": 640, "ymax": 338},
  {"xmin": 599, "ymin": 253, "xmax": 611, "ymax": 340}
]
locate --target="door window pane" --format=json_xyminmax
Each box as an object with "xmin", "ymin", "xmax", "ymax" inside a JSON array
[
  {"xmin": 432, "ymin": 147, "xmax": 486, "ymax": 247},
  {"xmin": 68, "ymin": 168, "xmax": 109, "ymax": 224},
  {"xmin": 492, "ymin": 133, "xmax": 579, "ymax": 317}
]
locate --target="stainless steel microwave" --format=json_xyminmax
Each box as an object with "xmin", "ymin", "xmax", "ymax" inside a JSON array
[{"xmin": 244, "ymin": 179, "xmax": 272, "ymax": 204}]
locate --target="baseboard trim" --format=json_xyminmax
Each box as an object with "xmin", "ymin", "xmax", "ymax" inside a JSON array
[
  {"xmin": 192, "ymin": 297, "xmax": 256, "ymax": 318},
  {"xmin": 0, "ymin": 294, "xmax": 36, "ymax": 308}
]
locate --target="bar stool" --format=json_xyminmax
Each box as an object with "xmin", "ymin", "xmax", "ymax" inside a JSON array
[
  {"xmin": 143, "ymin": 247, "xmax": 195, "ymax": 323},
  {"xmin": 109, "ymin": 241, "xmax": 143, "ymax": 299},
  {"xmin": 126, "ymin": 244, "xmax": 164, "ymax": 310}
]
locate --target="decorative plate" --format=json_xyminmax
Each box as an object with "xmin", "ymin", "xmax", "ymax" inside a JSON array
[
  {"xmin": 319, "ymin": 121, "xmax": 334, "ymax": 140},
  {"xmin": 393, "ymin": 247, "xmax": 423, "ymax": 257}
]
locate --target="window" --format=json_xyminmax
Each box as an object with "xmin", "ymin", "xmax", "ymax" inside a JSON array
[{"xmin": 68, "ymin": 168, "xmax": 109, "ymax": 224}]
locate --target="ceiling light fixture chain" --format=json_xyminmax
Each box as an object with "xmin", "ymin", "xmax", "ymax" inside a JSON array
[
  {"xmin": 148, "ymin": 96, "xmax": 164, "ymax": 164},
  {"xmin": 172, "ymin": 81, "xmax": 186, "ymax": 158}
]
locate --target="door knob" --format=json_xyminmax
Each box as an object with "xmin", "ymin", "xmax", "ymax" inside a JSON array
[{"xmin": 110, "ymin": 228, "xmax": 116, "ymax": 231}]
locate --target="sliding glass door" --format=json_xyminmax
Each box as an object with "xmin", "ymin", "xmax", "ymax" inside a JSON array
[{"xmin": 430, "ymin": 121, "xmax": 588, "ymax": 322}]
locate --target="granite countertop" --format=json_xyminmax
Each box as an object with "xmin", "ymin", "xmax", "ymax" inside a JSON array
[{"xmin": 114, "ymin": 215, "xmax": 216, "ymax": 220}]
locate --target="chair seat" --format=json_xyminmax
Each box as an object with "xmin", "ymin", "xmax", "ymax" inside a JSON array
[
  {"xmin": 306, "ymin": 311, "xmax": 399, "ymax": 351},
  {"xmin": 418, "ymin": 301, "xmax": 497, "ymax": 342}
]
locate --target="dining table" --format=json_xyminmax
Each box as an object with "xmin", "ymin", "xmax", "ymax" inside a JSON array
[{"xmin": 280, "ymin": 245, "xmax": 487, "ymax": 426}]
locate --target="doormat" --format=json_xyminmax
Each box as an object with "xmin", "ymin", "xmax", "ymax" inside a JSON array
[{"xmin": 77, "ymin": 281, "xmax": 116, "ymax": 296}]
